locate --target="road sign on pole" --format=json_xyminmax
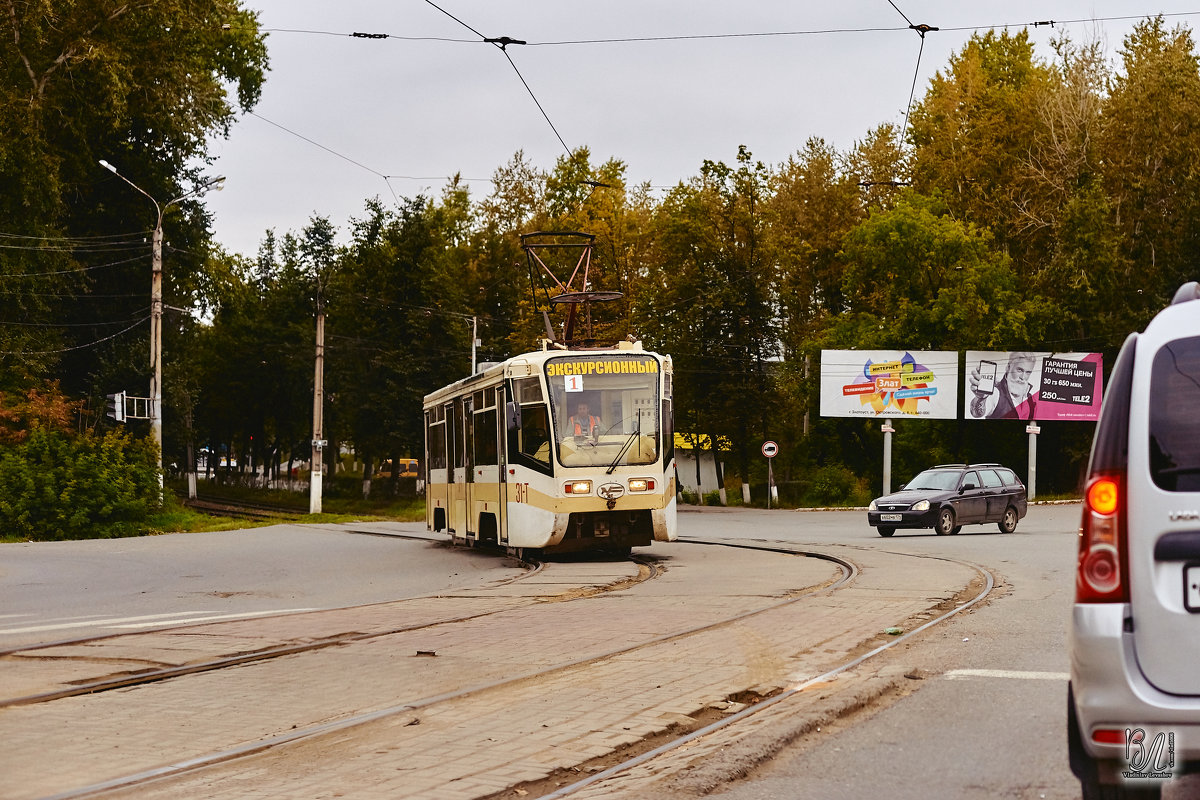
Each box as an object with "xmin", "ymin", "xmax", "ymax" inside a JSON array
[{"xmin": 762, "ymin": 441, "xmax": 778, "ymax": 459}]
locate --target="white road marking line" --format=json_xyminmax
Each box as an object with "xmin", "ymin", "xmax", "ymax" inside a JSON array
[
  {"xmin": 110, "ymin": 609, "xmax": 319, "ymax": 628},
  {"xmin": 945, "ymin": 669, "xmax": 1070, "ymax": 681},
  {"xmin": 0, "ymin": 608, "xmax": 317, "ymax": 635}
]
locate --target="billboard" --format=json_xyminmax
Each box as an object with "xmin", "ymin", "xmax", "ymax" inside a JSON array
[
  {"xmin": 821, "ymin": 350, "xmax": 959, "ymax": 419},
  {"xmin": 965, "ymin": 351, "xmax": 1103, "ymax": 422}
]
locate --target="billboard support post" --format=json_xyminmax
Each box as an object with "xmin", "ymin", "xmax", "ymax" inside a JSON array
[
  {"xmin": 1026, "ymin": 424, "xmax": 1040, "ymax": 500},
  {"xmin": 881, "ymin": 422, "xmax": 895, "ymax": 495}
]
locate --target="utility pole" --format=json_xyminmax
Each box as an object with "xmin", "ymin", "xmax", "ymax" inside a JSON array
[
  {"xmin": 98, "ymin": 160, "xmax": 224, "ymax": 492},
  {"xmin": 149, "ymin": 222, "xmax": 163, "ymax": 479},
  {"xmin": 310, "ymin": 288, "xmax": 326, "ymax": 514}
]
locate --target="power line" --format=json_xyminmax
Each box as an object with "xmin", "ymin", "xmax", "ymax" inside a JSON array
[
  {"xmin": 0, "ymin": 315, "xmax": 150, "ymax": 356},
  {"xmin": 0, "ymin": 230, "xmax": 152, "ymax": 242},
  {"xmin": 0, "ymin": 310, "xmax": 150, "ymax": 328},
  {"xmin": 0, "ymin": 252, "xmax": 153, "ymax": 278}
]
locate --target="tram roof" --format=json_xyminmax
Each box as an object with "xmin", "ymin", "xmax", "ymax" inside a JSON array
[{"xmin": 422, "ymin": 339, "xmax": 669, "ymax": 407}]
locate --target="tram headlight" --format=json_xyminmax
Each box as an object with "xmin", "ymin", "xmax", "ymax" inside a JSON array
[
  {"xmin": 628, "ymin": 478, "xmax": 655, "ymax": 492},
  {"xmin": 564, "ymin": 480, "xmax": 592, "ymax": 495}
]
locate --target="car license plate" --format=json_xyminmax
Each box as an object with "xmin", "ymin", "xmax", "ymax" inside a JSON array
[
  {"xmin": 881, "ymin": 514, "xmax": 903, "ymax": 522},
  {"xmin": 1186, "ymin": 565, "xmax": 1200, "ymax": 613}
]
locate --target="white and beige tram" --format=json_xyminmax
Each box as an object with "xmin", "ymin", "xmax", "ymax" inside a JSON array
[{"xmin": 423, "ymin": 339, "xmax": 677, "ymax": 554}]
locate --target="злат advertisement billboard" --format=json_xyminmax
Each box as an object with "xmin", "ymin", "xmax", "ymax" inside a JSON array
[{"xmin": 821, "ymin": 350, "xmax": 959, "ymax": 419}]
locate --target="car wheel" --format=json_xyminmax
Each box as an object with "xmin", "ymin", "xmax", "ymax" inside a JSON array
[
  {"xmin": 998, "ymin": 507, "xmax": 1018, "ymax": 534},
  {"xmin": 935, "ymin": 507, "xmax": 956, "ymax": 535},
  {"xmin": 876, "ymin": 526, "xmax": 895, "ymax": 537}
]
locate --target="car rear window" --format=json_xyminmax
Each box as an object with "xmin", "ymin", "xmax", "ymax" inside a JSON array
[
  {"xmin": 996, "ymin": 468, "xmax": 1019, "ymax": 486},
  {"xmin": 1149, "ymin": 334, "xmax": 1200, "ymax": 491},
  {"xmin": 980, "ymin": 469, "xmax": 1003, "ymax": 488}
]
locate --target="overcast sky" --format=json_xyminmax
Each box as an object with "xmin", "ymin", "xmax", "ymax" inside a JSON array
[{"xmin": 201, "ymin": 2, "xmax": 1200, "ymax": 257}]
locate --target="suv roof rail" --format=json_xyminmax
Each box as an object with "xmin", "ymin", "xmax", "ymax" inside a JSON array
[
  {"xmin": 970, "ymin": 462, "xmax": 1001, "ymax": 467},
  {"xmin": 1171, "ymin": 281, "xmax": 1200, "ymax": 305},
  {"xmin": 933, "ymin": 463, "xmax": 967, "ymax": 468}
]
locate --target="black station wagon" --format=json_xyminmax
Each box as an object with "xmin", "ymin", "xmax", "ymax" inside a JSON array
[{"xmin": 866, "ymin": 463, "xmax": 1028, "ymax": 537}]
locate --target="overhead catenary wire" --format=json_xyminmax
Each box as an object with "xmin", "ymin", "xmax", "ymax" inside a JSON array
[
  {"xmin": 250, "ymin": 7, "xmax": 1200, "ymax": 195},
  {"xmin": 885, "ymin": 0, "xmax": 939, "ymax": 146},
  {"xmin": 420, "ymin": 0, "xmax": 572, "ymax": 158},
  {"xmin": 264, "ymin": 11, "xmax": 1200, "ymax": 47},
  {"xmin": 249, "ymin": 112, "xmax": 401, "ymax": 206}
]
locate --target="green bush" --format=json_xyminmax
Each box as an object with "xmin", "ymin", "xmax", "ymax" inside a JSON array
[
  {"xmin": 802, "ymin": 464, "xmax": 872, "ymax": 507},
  {"xmin": 0, "ymin": 428, "xmax": 161, "ymax": 540}
]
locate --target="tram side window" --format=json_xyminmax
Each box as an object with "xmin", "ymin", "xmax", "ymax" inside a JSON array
[
  {"xmin": 427, "ymin": 418, "xmax": 446, "ymax": 470},
  {"xmin": 511, "ymin": 377, "xmax": 551, "ymax": 472},
  {"xmin": 456, "ymin": 400, "xmax": 469, "ymax": 469},
  {"xmin": 474, "ymin": 408, "xmax": 498, "ymax": 466}
]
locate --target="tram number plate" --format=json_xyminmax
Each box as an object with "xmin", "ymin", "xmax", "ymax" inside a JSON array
[
  {"xmin": 1186, "ymin": 565, "xmax": 1200, "ymax": 613},
  {"xmin": 880, "ymin": 514, "xmax": 903, "ymax": 522}
]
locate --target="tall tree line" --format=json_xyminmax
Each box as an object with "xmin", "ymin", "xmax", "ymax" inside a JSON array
[{"xmin": 3, "ymin": 10, "xmax": 1198, "ymax": 499}]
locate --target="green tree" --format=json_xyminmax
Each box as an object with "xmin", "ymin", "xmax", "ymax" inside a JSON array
[
  {"xmin": 907, "ymin": 29, "xmax": 1053, "ymax": 273},
  {"xmin": 637, "ymin": 147, "xmax": 779, "ymax": 493},
  {"xmin": 0, "ymin": 0, "xmax": 267, "ymax": 411},
  {"xmin": 325, "ymin": 195, "xmax": 471, "ymax": 491},
  {"xmin": 836, "ymin": 192, "xmax": 1051, "ymax": 351},
  {"xmin": 1098, "ymin": 16, "xmax": 1200, "ymax": 318}
]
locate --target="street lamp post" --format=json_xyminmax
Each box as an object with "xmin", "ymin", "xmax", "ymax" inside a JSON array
[{"xmin": 98, "ymin": 160, "xmax": 225, "ymax": 490}]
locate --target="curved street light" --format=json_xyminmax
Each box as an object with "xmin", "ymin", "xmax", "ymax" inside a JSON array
[{"xmin": 98, "ymin": 160, "xmax": 225, "ymax": 491}]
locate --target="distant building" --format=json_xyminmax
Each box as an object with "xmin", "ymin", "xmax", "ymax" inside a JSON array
[{"xmin": 674, "ymin": 433, "xmax": 729, "ymax": 497}]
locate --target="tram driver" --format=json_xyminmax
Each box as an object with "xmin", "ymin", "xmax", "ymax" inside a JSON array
[{"xmin": 567, "ymin": 400, "xmax": 603, "ymax": 444}]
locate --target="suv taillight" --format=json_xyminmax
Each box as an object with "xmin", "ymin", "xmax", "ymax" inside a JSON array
[{"xmin": 1076, "ymin": 474, "xmax": 1128, "ymax": 603}]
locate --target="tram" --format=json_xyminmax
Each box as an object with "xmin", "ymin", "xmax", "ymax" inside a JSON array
[{"xmin": 423, "ymin": 339, "xmax": 677, "ymax": 554}]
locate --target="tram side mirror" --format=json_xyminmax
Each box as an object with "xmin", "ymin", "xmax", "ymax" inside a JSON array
[{"xmin": 506, "ymin": 401, "xmax": 521, "ymax": 430}]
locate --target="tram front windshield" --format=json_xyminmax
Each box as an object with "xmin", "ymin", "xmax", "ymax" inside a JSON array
[{"xmin": 546, "ymin": 355, "xmax": 660, "ymax": 468}]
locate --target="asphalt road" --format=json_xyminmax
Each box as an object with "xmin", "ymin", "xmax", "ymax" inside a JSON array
[
  {"xmin": 2, "ymin": 504, "xmax": 1195, "ymax": 798},
  {"xmin": 0, "ymin": 522, "xmax": 521, "ymax": 649},
  {"xmin": 682, "ymin": 503, "xmax": 1198, "ymax": 800}
]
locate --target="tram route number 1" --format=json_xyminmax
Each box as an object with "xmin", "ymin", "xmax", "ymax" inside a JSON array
[{"xmin": 512, "ymin": 482, "xmax": 531, "ymax": 503}]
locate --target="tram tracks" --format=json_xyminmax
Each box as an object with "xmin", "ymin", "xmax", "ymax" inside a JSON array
[
  {"xmin": 4, "ymin": 537, "xmax": 992, "ymax": 800},
  {"xmin": 0, "ymin": 545, "xmax": 570, "ymax": 707}
]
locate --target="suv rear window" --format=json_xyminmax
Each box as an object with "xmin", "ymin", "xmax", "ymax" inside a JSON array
[{"xmin": 1149, "ymin": 334, "xmax": 1200, "ymax": 491}]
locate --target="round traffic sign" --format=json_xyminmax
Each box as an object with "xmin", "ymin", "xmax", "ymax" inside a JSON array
[{"xmin": 762, "ymin": 440, "xmax": 778, "ymax": 458}]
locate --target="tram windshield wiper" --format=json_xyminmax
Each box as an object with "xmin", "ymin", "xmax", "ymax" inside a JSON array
[{"xmin": 606, "ymin": 418, "xmax": 640, "ymax": 474}]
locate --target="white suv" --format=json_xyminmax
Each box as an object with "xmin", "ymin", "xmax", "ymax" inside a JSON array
[{"xmin": 1068, "ymin": 281, "xmax": 1200, "ymax": 798}]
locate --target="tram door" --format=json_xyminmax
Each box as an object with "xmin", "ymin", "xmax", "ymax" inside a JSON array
[
  {"xmin": 444, "ymin": 401, "xmax": 458, "ymax": 534},
  {"xmin": 449, "ymin": 398, "xmax": 472, "ymax": 535},
  {"xmin": 462, "ymin": 395, "xmax": 474, "ymax": 538},
  {"xmin": 496, "ymin": 386, "xmax": 508, "ymax": 545}
]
